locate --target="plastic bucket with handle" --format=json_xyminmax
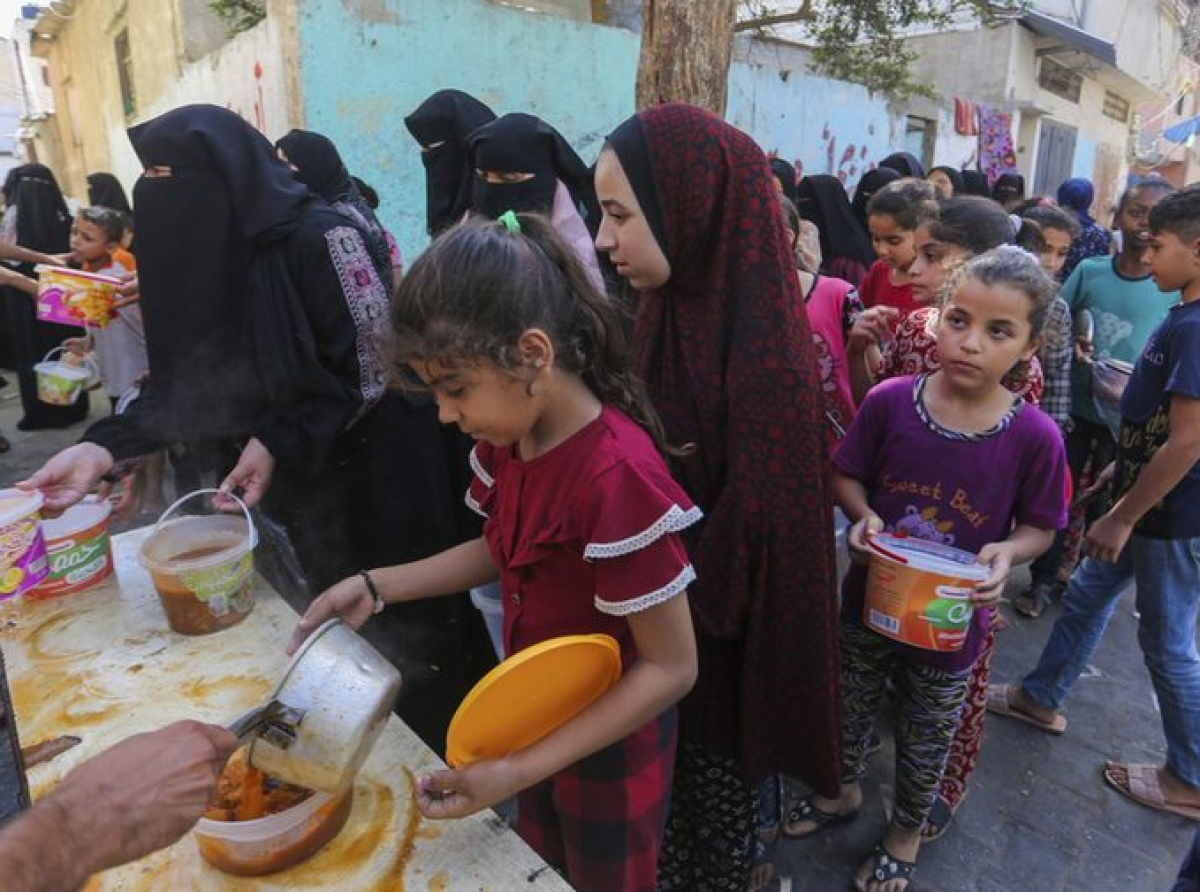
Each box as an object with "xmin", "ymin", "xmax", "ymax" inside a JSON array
[
  {"xmin": 138, "ymin": 489, "xmax": 258, "ymax": 635},
  {"xmin": 864, "ymin": 533, "xmax": 989, "ymax": 652},
  {"xmin": 34, "ymin": 347, "xmax": 98, "ymax": 406}
]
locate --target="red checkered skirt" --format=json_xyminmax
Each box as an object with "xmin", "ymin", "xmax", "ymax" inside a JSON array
[{"xmin": 517, "ymin": 708, "xmax": 677, "ymax": 892}]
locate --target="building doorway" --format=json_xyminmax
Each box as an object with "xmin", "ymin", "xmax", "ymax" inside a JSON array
[{"xmin": 1034, "ymin": 119, "xmax": 1078, "ymax": 197}]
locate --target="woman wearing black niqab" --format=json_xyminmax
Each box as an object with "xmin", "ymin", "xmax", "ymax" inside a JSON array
[
  {"xmin": 795, "ymin": 174, "xmax": 876, "ymax": 287},
  {"xmin": 86, "ymin": 173, "xmax": 133, "ymax": 215},
  {"xmin": 33, "ymin": 105, "xmax": 492, "ymax": 753},
  {"xmin": 275, "ymin": 128, "xmax": 395, "ymax": 291},
  {"xmin": 850, "ymin": 167, "xmax": 901, "ymax": 234},
  {"xmin": 879, "ymin": 151, "xmax": 925, "ymax": 179},
  {"xmin": 404, "ymin": 89, "xmax": 496, "ymax": 236},
  {"xmin": 960, "ymin": 169, "xmax": 992, "ymax": 198},
  {"xmin": 2, "ymin": 163, "xmax": 89, "ymax": 431}
]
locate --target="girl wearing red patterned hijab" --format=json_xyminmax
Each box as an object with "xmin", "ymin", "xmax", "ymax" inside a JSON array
[{"xmin": 595, "ymin": 103, "xmax": 842, "ymax": 890}]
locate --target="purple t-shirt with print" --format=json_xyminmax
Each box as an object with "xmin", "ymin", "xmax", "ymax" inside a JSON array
[{"xmin": 834, "ymin": 375, "xmax": 1069, "ymax": 672}]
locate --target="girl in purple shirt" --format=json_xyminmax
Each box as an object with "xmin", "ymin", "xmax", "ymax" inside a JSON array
[{"xmin": 785, "ymin": 247, "xmax": 1068, "ymax": 891}]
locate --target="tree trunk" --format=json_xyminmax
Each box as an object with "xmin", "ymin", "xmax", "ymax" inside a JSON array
[{"xmin": 636, "ymin": 0, "xmax": 737, "ymax": 115}]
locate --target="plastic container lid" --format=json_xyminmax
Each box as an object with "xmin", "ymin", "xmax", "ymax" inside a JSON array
[
  {"xmin": 40, "ymin": 498, "xmax": 111, "ymax": 539},
  {"xmin": 0, "ymin": 489, "xmax": 43, "ymax": 528},
  {"xmin": 446, "ymin": 633, "xmax": 622, "ymax": 768},
  {"xmin": 34, "ymin": 264, "xmax": 123, "ymax": 285},
  {"xmin": 869, "ymin": 534, "xmax": 990, "ymax": 581}
]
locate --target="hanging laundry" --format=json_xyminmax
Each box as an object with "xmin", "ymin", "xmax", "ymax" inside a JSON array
[
  {"xmin": 977, "ymin": 105, "xmax": 1018, "ymax": 185},
  {"xmin": 954, "ymin": 98, "xmax": 978, "ymax": 136}
]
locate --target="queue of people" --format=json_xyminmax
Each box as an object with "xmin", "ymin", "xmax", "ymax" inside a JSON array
[{"xmin": 1, "ymin": 94, "xmax": 1198, "ymax": 892}]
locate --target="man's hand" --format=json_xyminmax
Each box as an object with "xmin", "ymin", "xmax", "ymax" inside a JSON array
[
  {"xmin": 17, "ymin": 442, "xmax": 114, "ymax": 516},
  {"xmin": 19, "ymin": 721, "xmax": 236, "ymax": 884}
]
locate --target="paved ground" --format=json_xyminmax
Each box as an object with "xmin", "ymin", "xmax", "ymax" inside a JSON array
[
  {"xmin": 1, "ymin": 371, "xmax": 1195, "ymax": 891},
  {"xmin": 775, "ymin": 574, "xmax": 1195, "ymax": 891}
]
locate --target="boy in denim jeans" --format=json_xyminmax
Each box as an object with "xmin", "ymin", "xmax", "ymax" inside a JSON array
[{"xmin": 989, "ymin": 184, "xmax": 1200, "ymax": 819}]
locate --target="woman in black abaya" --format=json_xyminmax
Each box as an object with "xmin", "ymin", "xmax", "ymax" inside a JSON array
[
  {"xmin": 26, "ymin": 105, "xmax": 493, "ymax": 753},
  {"xmin": 3, "ymin": 163, "xmax": 89, "ymax": 431},
  {"xmin": 274, "ymin": 128, "xmax": 395, "ymax": 291},
  {"xmin": 404, "ymin": 89, "xmax": 496, "ymax": 236}
]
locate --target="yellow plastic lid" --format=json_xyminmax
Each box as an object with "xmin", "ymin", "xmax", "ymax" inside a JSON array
[{"xmin": 445, "ymin": 633, "xmax": 622, "ymax": 768}]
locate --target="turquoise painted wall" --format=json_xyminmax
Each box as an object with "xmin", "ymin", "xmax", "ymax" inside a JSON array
[
  {"xmin": 1072, "ymin": 135, "xmax": 1098, "ymax": 181},
  {"xmin": 726, "ymin": 60, "xmax": 899, "ymax": 194},
  {"xmin": 295, "ymin": 0, "xmax": 639, "ymax": 263}
]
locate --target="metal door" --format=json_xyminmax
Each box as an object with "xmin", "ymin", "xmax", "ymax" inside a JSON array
[{"xmin": 1034, "ymin": 119, "xmax": 1079, "ymax": 197}]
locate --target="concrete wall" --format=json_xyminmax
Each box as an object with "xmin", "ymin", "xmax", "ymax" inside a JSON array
[
  {"xmin": 294, "ymin": 0, "xmax": 639, "ymax": 264},
  {"xmin": 726, "ymin": 39, "xmax": 897, "ymax": 192},
  {"xmin": 29, "ymin": 0, "xmax": 296, "ymax": 205}
]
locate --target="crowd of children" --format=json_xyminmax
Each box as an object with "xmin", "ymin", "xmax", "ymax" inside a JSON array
[{"xmin": 9, "ymin": 97, "xmax": 1200, "ymax": 892}]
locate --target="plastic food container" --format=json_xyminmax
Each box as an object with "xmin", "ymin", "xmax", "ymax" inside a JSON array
[
  {"xmin": 34, "ymin": 347, "xmax": 97, "ymax": 406},
  {"xmin": 864, "ymin": 534, "xmax": 989, "ymax": 652},
  {"xmin": 31, "ymin": 498, "xmax": 113, "ymax": 599},
  {"xmin": 34, "ymin": 264, "xmax": 120, "ymax": 328},
  {"xmin": 194, "ymin": 786, "xmax": 354, "ymax": 876},
  {"xmin": 0, "ymin": 489, "xmax": 49, "ymax": 600},
  {"xmin": 138, "ymin": 489, "xmax": 257, "ymax": 635}
]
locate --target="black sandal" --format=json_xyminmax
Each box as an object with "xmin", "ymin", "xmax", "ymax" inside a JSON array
[
  {"xmin": 782, "ymin": 795, "xmax": 859, "ymax": 839},
  {"xmin": 857, "ymin": 843, "xmax": 916, "ymax": 890},
  {"xmin": 920, "ymin": 795, "xmax": 954, "ymax": 842}
]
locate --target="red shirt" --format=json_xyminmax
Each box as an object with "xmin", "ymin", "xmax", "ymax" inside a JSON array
[
  {"xmin": 860, "ymin": 259, "xmax": 920, "ymax": 317},
  {"xmin": 879, "ymin": 306, "xmax": 1045, "ymax": 405},
  {"xmin": 467, "ymin": 406, "xmax": 700, "ymax": 663}
]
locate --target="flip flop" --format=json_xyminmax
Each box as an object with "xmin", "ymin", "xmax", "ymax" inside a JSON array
[
  {"xmin": 782, "ymin": 795, "xmax": 859, "ymax": 839},
  {"xmin": 985, "ymin": 684, "xmax": 1067, "ymax": 735},
  {"xmin": 1103, "ymin": 761, "xmax": 1200, "ymax": 821}
]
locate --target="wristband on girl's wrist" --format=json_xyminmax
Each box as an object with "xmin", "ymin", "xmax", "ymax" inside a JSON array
[{"xmin": 359, "ymin": 570, "xmax": 385, "ymax": 615}]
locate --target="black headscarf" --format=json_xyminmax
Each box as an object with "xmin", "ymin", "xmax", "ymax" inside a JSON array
[
  {"xmin": 127, "ymin": 104, "xmax": 310, "ymax": 442},
  {"xmin": 796, "ymin": 174, "xmax": 875, "ymax": 268},
  {"xmin": 960, "ymin": 169, "xmax": 992, "ymax": 198},
  {"xmin": 2, "ymin": 163, "xmax": 85, "ymax": 429},
  {"xmin": 8, "ymin": 163, "xmax": 72, "ymax": 253},
  {"xmin": 275, "ymin": 128, "xmax": 393, "ymax": 288},
  {"xmin": 929, "ymin": 165, "xmax": 963, "ymax": 196},
  {"xmin": 770, "ymin": 157, "xmax": 798, "ymax": 202},
  {"xmin": 467, "ymin": 112, "xmax": 600, "ymax": 231},
  {"xmin": 851, "ymin": 167, "xmax": 901, "ymax": 232},
  {"xmin": 86, "ymin": 172, "xmax": 133, "ymax": 214},
  {"xmin": 992, "ymin": 172, "xmax": 1026, "ymax": 207},
  {"xmin": 880, "ymin": 151, "xmax": 925, "ymax": 179},
  {"xmin": 404, "ymin": 89, "xmax": 496, "ymax": 235}
]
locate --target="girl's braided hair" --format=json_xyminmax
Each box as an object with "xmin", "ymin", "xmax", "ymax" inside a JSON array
[{"xmin": 390, "ymin": 213, "xmax": 677, "ymax": 455}]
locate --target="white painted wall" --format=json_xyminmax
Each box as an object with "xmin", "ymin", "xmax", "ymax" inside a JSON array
[{"xmin": 107, "ymin": 10, "xmax": 293, "ymax": 188}]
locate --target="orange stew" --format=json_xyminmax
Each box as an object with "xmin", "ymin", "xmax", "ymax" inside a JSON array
[{"xmin": 204, "ymin": 750, "xmax": 313, "ymax": 822}]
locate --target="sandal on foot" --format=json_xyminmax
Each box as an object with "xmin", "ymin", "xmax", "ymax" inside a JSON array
[
  {"xmin": 985, "ymin": 684, "xmax": 1067, "ymax": 735},
  {"xmin": 748, "ymin": 833, "xmax": 777, "ymax": 892},
  {"xmin": 782, "ymin": 795, "xmax": 859, "ymax": 839},
  {"xmin": 920, "ymin": 791, "xmax": 965, "ymax": 842},
  {"xmin": 855, "ymin": 843, "xmax": 916, "ymax": 891},
  {"xmin": 1103, "ymin": 761, "xmax": 1200, "ymax": 820}
]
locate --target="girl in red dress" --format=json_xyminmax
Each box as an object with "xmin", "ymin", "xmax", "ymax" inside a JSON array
[{"xmin": 291, "ymin": 213, "xmax": 699, "ymax": 892}]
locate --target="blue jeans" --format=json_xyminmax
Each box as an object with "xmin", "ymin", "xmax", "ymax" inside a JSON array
[{"xmin": 1021, "ymin": 535, "xmax": 1200, "ymax": 789}]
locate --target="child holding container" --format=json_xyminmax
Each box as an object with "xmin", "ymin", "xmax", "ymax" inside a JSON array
[
  {"xmin": 289, "ymin": 213, "xmax": 698, "ymax": 892},
  {"xmin": 786, "ymin": 248, "xmax": 1067, "ymax": 891},
  {"xmin": 61, "ymin": 207, "xmax": 144, "ymax": 410}
]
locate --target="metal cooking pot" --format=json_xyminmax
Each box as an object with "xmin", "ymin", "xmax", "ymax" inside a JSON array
[{"xmin": 228, "ymin": 619, "xmax": 400, "ymax": 794}]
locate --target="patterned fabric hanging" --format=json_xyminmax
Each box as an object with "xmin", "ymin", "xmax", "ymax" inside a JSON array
[{"xmin": 977, "ymin": 105, "xmax": 1019, "ymax": 185}]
